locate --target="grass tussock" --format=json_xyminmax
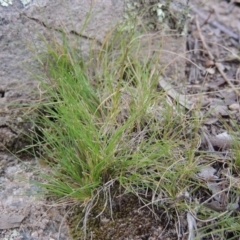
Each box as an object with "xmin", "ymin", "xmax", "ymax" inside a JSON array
[
  {"xmin": 31, "ymin": 22, "xmax": 240, "ymax": 239},
  {"xmin": 35, "ymin": 29, "xmax": 198, "ymax": 200}
]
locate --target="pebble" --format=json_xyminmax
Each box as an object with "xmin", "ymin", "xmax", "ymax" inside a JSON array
[
  {"xmin": 31, "ymin": 232, "xmax": 39, "ymax": 238},
  {"xmin": 205, "ymin": 59, "xmax": 215, "ymax": 68},
  {"xmin": 206, "ymin": 67, "xmax": 215, "ymax": 75},
  {"xmin": 229, "ymin": 103, "xmax": 240, "ymax": 111},
  {"xmin": 211, "ymin": 105, "xmax": 229, "ymax": 116}
]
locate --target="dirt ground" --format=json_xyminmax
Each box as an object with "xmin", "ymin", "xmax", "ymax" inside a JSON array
[{"xmin": 1, "ymin": 0, "xmax": 240, "ymax": 239}]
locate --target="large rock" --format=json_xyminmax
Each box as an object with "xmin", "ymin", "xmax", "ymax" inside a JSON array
[
  {"xmin": 0, "ymin": 0, "xmax": 124, "ymax": 151},
  {"xmin": 0, "ymin": 0, "xmax": 188, "ymax": 150}
]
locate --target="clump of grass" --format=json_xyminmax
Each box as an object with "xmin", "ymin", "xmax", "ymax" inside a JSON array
[
  {"xmin": 31, "ymin": 20, "xmax": 240, "ymax": 239},
  {"xmin": 34, "ymin": 27, "xmax": 198, "ymax": 200}
]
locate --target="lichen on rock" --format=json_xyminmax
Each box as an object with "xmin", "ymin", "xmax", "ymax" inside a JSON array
[
  {"xmin": 0, "ymin": 115, "xmax": 34, "ymax": 152},
  {"xmin": 124, "ymin": 0, "xmax": 190, "ymax": 34},
  {"xmin": 0, "ymin": 0, "xmax": 13, "ymax": 7},
  {"xmin": 0, "ymin": 0, "xmax": 32, "ymax": 7}
]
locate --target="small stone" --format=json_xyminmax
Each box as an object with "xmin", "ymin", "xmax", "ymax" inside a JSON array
[
  {"xmin": 211, "ymin": 105, "xmax": 229, "ymax": 116},
  {"xmin": 205, "ymin": 59, "xmax": 215, "ymax": 68},
  {"xmin": 17, "ymin": 117, "xmax": 23, "ymax": 122},
  {"xmin": 229, "ymin": 103, "xmax": 240, "ymax": 111},
  {"xmin": 206, "ymin": 67, "xmax": 215, "ymax": 75},
  {"xmin": 31, "ymin": 232, "xmax": 39, "ymax": 238}
]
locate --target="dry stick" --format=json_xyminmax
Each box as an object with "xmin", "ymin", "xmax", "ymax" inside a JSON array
[
  {"xmin": 215, "ymin": 62, "xmax": 240, "ymax": 97},
  {"xmin": 200, "ymin": 9, "xmax": 214, "ymax": 28},
  {"xmin": 195, "ymin": 16, "xmax": 240, "ymax": 97}
]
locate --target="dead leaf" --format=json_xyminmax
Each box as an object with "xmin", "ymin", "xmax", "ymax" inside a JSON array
[
  {"xmin": 202, "ymin": 132, "xmax": 234, "ymax": 150},
  {"xmin": 216, "ymin": 62, "xmax": 225, "ymax": 72},
  {"xmin": 207, "ymin": 182, "xmax": 223, "ymax": 202},
  {"xmin": 221, "ymin": 90, "xmax": 237, "ymax": 105},
  {"xmin": 216, "ymin": 132, "xmax": 234, "ymax": 141},
  {"xmin": 203, "ymin": 201, "xmax": 226, "ymax": 212},
  {"xmin": 206, "ymin": 68, "xmax": 215, "ymax": 75},
  {"xmin": 158, "ymin": 77, "xmax": 192, "ymax": 110},
  {"xmin": 197, "ymin": 166, "xmax": 218, "ymax": 181},
  {"xmin": 205, "ymin": 136, "xmax": 232, "ymax": 150},
  {"xmin": 204, "ymin": 117, "xmax": 218, "ymax": 125},
  {"xmin": 224, "ymin": 54, "xmax": 240, "ymax": 63},
  {"xmin": 0, "ymin": 214, "xmax": 25, "ymax": 229},
  {"xmin": 210, "ymin": 105, "xmax": 229, "ymax": 116}
]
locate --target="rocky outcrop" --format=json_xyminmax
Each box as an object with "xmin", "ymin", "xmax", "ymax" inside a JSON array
[
  {"xmin": 0, "ymin": 0, "xmax": 124, "ymax": 151},
  {"xmin": 0, "ymin": 0, "xmax": 188, "ymax": 149}
]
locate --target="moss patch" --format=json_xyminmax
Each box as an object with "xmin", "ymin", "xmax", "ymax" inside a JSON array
[{"xmin": 67, "ymin": 193, "xmax": 172, "ymax": 240}]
